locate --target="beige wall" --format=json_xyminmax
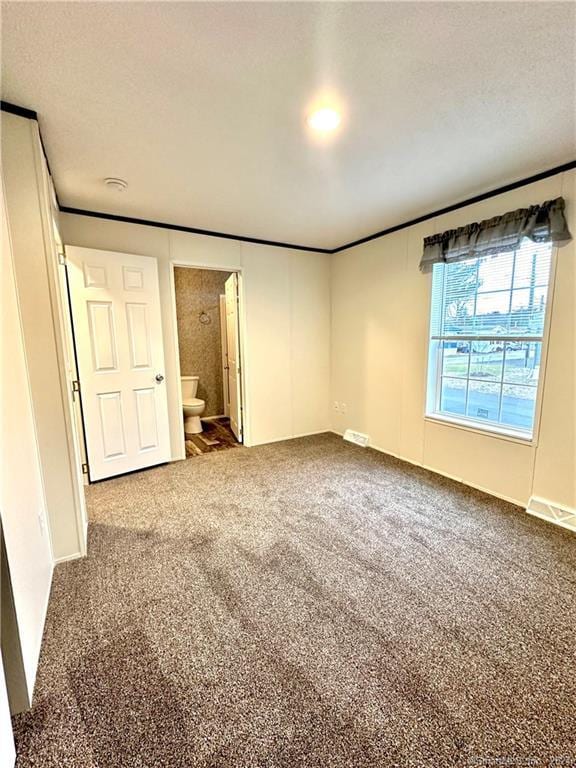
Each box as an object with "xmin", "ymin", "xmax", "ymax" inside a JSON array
[
  {"xmin": 331, "ymin": 169, "xmax": 576, "ymax": 509},
  {"xmin": 9, "ymin": 109, "xmax": 571, "ymax": 515},
  {"xmin": 174, "ymin": 267, "xmax": 230, "ymax": 417},
  {"xmin": 1, "ymin": 175, "xmax": 53, "ymax": 712},
  {"xmin": 60, "ymin": 172, "xmax": 574, "ymax": 509},
  {"xmin": 59, "ymin": 214, "xmax": 332, "ymax": 455},
  {"xmin": 1, "ymin": 112, "xmax": 86, "ymax": 563},
  {"xmin": 0, "ymin": 655, "xmax": 15, "ymax": 767}
]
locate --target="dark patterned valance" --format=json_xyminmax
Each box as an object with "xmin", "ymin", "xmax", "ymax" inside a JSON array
[{"xmin": 420, "ymin": 197, "xmax": 572, "ymax": 272}]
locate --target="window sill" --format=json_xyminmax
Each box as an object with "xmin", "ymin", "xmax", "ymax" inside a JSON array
[{"xmin": 424, "ymin": 413, "xmax": 536, "ymax": 446}]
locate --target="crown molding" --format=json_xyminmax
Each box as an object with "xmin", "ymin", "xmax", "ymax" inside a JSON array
[
  {"xmin": 0, "ymin": 100, "xmax": 37, "ymax": 120},
  {"xmin": 331, "ymin": 160, "xmax": 576, "ymax": 253},
  {"xmin": 58, "ymin": 207, "xmax": 333, "ymax": 253},
  {"xmin": 3, "ymin": 100, "xmax": 574, "ymax": 255}
]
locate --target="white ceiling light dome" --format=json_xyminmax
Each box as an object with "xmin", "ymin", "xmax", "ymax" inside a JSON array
[{"xmin": 307, "ymin": 107, "xmax": 341, "ymax": 133}]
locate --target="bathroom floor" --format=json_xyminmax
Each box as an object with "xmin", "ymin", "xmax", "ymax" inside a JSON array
[{"xmin": 184, "ymin": 416, "xmax": 240, "ymax": 458}]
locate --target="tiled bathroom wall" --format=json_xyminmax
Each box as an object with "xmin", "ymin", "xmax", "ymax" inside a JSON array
[{"xmin": 174, "ymin": 267, "xmax": 231, "ymax": 417}]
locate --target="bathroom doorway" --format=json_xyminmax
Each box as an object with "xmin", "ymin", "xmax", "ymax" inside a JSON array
[{"xmin": 172, "ymin": 266, "xmax": 244, "ymax": 459}]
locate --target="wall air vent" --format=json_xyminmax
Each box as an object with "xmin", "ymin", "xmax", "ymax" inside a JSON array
[
  {"xmin": 343, "ymin": 429, "xmax": 369, "ymax": 448},
  {"xmin": 527, "ymin": 497, "xmax": 576, "ymax": 533}
]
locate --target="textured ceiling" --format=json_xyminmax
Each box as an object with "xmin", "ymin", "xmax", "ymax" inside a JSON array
[{"xmin": 2, "ymin": 2, "xmax": 575, "ymax": 249}]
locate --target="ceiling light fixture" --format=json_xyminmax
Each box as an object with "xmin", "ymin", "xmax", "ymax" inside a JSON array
[
  {"xmin": 104, "ymin": 177, "xmax": 128, "ymax": 192},
  {"xmin": 307, "ymin": 107, "xmax": 341, "ymax": 133}
]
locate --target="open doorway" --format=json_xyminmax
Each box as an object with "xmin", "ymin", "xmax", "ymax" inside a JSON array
[{"xmin": 172, "ymin": 266, "xmax": 244, "ymax": 458}]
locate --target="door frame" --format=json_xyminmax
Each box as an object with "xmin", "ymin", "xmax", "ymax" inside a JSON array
[
  {"xmin": 168, "ymin": 261, "xmax": 249, "ymax": 458},
  {"xmin": 219, "ymin": 294, "xmax": 230, "ymax": 417},
  {"xmin": 34, "ymin": 138, "xmax": 88, "ymax": 560}
]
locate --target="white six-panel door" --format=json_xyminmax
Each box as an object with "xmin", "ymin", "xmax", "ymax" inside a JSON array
[
  {"xmin": 225, "ymin": 273, "xmax": 243, "ymax": 441},
  {"xmin": 67, "ymin": 247, "xmax": 171, "ymax": 481}
]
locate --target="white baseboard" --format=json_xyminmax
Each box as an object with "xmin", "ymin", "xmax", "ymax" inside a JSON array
[
  {"xmin": 526, "ymin": 497, "xmax": 576, "ymax": 533},
  {"xmin": 330, "ymin": 429, "xmax": 525, "ymax": 508},
  {"xmin": 53, "ymin": 550, "xmax": 85, "ymax": 565},
  {"xmin": 332, "ymin": 430, "xmax": 576, "ymax": 534},
  {"xmin": 247, "ymin": 429, "xmax": 331, "ymax": 448}
]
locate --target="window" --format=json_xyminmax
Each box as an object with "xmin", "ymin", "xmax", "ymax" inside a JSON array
[{"xmin": 426, "ymin": 239, "xmax": 553, "ymax": 439}]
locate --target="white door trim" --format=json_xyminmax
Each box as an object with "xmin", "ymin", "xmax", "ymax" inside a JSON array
[
  {"xmin": 32, "ymin": 128, "xmax": 88, "ymax": 560},
  {"xmin": 224, "ymin": 273, "xmax": 243, "ymax": 441},
  {"xmin": 168, "ymin": 262, "xmax": 249, "ymax": 458},
  {"xmin": 219, "ymin": 294, "xmax": 230, "ymax": 417}
]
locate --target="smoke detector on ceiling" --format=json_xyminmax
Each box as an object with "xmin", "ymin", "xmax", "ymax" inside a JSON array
[{"xmin": 104, "ymin": 177, "xmax": 128, "ymax": 192}]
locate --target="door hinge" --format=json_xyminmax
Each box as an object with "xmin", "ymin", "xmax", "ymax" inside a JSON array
[
  {"xmin": 58, "ymin": 250, "xmax": 66, "ymax": 265},
  {"xmin": 71, "ymin": 379, "xmax": 80, "ymax": 401},
  {"xmin": 82, "ymin": 463, "xmax": 89, "ymax": 476}
]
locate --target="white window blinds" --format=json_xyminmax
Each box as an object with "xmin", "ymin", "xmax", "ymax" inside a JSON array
[{"xmin": 426, "ymin": 239, "xmax": 553, "ymax": 437}]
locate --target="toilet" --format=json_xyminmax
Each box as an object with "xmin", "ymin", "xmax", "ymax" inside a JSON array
[{"xmin": 181, "ymin": 375, "xmax": 205, "ymax": 434}]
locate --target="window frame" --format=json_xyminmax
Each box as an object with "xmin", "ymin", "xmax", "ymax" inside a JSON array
[{"xmin": 423, "ymin": 244, "xmax": 558, "ymax": 445}]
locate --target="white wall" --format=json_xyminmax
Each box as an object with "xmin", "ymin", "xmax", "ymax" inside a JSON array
[
  {"xmin": 331, "ymin": 169, "xmax": 576, "ymax": 510},
  {"xmin": 1, "ymin": 113, "xmax": 86, "ymax": 562},
  {"xmin": 0, "ymin": 656, "xmax": 15, "ymax": 768},
  {"xmin": 59, "ymin": 215, "xmax": 331, "ymax": 454},
  {"xmin": 1, "ymin": 177, "xmax": 53, "ymax": 709},
  {"xmin": 7, "ymin": 110, "xmax": 571, "ymax": 519},
  {"xmin": 60, "ymin": 172, "xmax": 574, "ymax": 511},
  {"xmin": 531, "ymin": 171, "xmax": 576, "ymax": 508}
]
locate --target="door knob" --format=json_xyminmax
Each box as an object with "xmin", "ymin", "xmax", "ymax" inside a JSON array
[{"xmin": 155, "ymin": 374, "xmax": 164, "ymax": 383}]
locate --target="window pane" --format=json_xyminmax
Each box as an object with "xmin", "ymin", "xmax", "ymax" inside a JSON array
[
  {"xmin": 443, "ymin": 297, "xmax": 475, "ymax": 335},
  {"xmin": 513, "ymin": 249, "xmax": 533, "ymax": 289},
  {"xmin": 469, "ymin": 343, "xmax": 503, "ymax": 382},
  {"xmin": 478, "ymin": 251, "xmax": 514, "ymax": 292},
  {"xmin": 500, "ymin": 384, "xmax": 537, "ymax": 431},
  {"xmin": 429, "ymin": 264, "xmax": 445, "ymax": 336},
  {"xmin": 475, "ymin": 292, "xmax": 511, "ymax": 335},
  {"xmin": 503, "ymin": 342, "xmax": 541, "ymax": 386},
  {"xmin": 442, "ymin": 259, "xmax": 478, "ymax": 335},
  {"xmin": 466, "ymin": 381, "xmax": 501, "ymax": 422},
  {"xmin": 440, "ymin": 378, "xmax": 467, "ymax": 415},
  {"xmin": 427, "ymin": 239, "xmax": 552, "ymax": 437},
  {"xmin": 513, "ymin": 244, "xmax": 552, "ymax": 289},
  {"xmin": 509, "ymin": 288, "xmax": 548, "ymax": 335},
  {"xmin": 441, "ymin": 342, "xmax": 469, "ymax": 378}
]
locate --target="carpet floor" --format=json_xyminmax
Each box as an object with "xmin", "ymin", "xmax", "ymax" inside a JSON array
[{"xmin": 12, "ymin": 433, "xmax": 576, "ymax": 767}]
